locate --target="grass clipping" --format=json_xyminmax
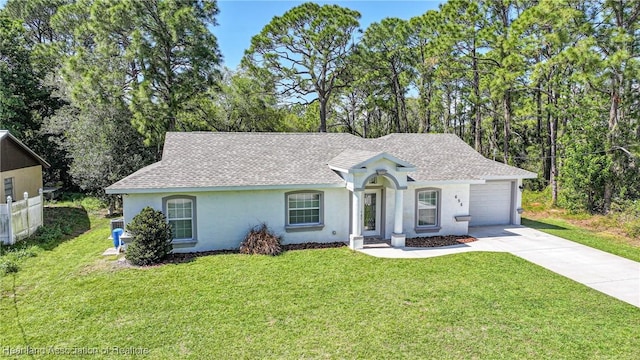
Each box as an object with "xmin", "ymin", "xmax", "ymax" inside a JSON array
[{"xmin": 239, "ymin": 223, "xmax": 282, "ymax": 256}]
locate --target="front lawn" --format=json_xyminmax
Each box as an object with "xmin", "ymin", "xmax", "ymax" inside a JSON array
[{"xmin": 1, "ymin": 206, "xmax": 639, "ymax": 358}]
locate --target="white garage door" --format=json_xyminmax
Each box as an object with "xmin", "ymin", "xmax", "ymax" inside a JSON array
[{"xmin": 469, "ymin": 181, "xmax": 513, "ymax": 226}]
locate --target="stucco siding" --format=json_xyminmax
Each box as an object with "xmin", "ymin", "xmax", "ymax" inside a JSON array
[
  {"xmin": 0, "ymin": 165, "xmax": 43, "ymax": 203},
  {"xmin": 123, "ymin": 188, "xmax": 351, "ymax": 252},
  {"xmin": 121, "ymin": 182, "xmax": 494, "ymax": 252},
  {"xmin": 402, "ymin": 183, "xmax": 470, "ymax": 238}
]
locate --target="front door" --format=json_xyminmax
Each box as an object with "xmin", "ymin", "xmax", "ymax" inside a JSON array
[{"xmin": 363, "ymin": 189, "xmax": 382, "ymax": 237}]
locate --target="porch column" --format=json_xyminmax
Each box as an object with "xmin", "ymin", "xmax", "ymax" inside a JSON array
[
  {"xmin": 349, "ymin": 190, "xmax": 364, "ymax": 250},
  {"xmin": 391, "ymin": 188, "xmax": 406, "ymax": 247}
]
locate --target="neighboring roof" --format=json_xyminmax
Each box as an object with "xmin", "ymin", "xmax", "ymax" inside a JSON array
[
  {"xmin": 0, "ymin": 130, "xmax": 50, "ymax": 169},
  {"xmin": 106, "ymin": 132, "xmax": 536, "ymax": 193}
]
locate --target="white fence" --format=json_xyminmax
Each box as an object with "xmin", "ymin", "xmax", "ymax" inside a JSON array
[{"xmin": 0, "ymin": 189, "xmax": 44, "ymax": 245}]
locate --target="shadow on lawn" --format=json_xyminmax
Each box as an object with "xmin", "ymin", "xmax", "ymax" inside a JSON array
[
  {"xmin": 4, "ymin": 206, "xmax": 91, "ymax": 254},
  {"xmin": 522, "ymin": 218, "xmax": 567, "ymax": 231}
]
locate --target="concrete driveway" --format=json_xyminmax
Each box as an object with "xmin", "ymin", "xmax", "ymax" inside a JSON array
[{"xmin": 358, "ymin": 225, "xmax": 640, "ymax": 308}]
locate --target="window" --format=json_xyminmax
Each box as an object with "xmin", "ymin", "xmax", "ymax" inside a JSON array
[
  {"xmin": 163, "ymin": 196, "xmax": 197, "ymax": 241},
  {"xmin": 285, "ymin": 191, "xmax": 324, "ymax": 231},
  {"xmin": 416, "ymin": 188, "xmax": 440, "ymax": 230},
  {"xmin": 4, "ymin": 178, "xmax": 14, "ymax": 200}
]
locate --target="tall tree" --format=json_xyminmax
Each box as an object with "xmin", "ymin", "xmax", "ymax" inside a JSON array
[
  {"xmin": 0, "ymin": 12, "xmax": 64, "ymax": 173},
  {"xmin": 357, "ymin": 18, "xmax": 413, "ymax": 133},
  {"xmin": 55, "ymin": 0, "xmax": 222, "ymax": 155},
  {"xmin": 242, "ymin": 2, "xmax": 360, "ymax": 132},
  {"xmin": 439, "ymin": 0, "xmax": 488, "ymax": 151},
  {"xmin": 592, "ymin": 0, "xmax": 640, "ymax": 211},
  {"xmin": 129, "ymin": 0, "xmax": 221, "ymax": 151},
  {"xmin": 408, "ymin": 10, "xmax": 443, "ymax": 134},
  {"xmin": 46, "ymin": 99, "xmax": 152, "ymax": 213},
  {"xmin": 187, "ymin": 68, "xmax": 287, "ymax": 132}
]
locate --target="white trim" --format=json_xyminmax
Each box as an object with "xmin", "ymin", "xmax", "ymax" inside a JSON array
[
  {"xmin": 362, "ymin": 189, "xmax": 382, "ymax": 237},
  {"xmin": 416, "ymin": 188, "xmax": 440, "ymax": 229},
  {"xmin": 328, "ymin": 166, "xmax": 368, "ymax": 174},
  {"xmin": 107, "ymin": 177, "xmax": 535, "ymax": 195},
  {"xmin": 286, "ymin": 191, "xmax": 323, "ymax": 226},
  {"xmin": 409, "ymin": 179, "xmax": 485, "ymax": 186},
  {"xmin": 106, "ymin": 182, "xmax": 346, "ymax": 194},
  {"xmin": 163, "ymin": 195, "xmax": 197, "ymax": 243},
  {"xmin": 328, "ymin": 152, "xmax": 416, "ymax": 174},
  {"xmin": 480, "ymin": 174, "xmax": 537, "ymax": 180}
]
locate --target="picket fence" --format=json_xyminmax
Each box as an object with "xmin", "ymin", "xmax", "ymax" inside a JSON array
[{"xmin": 0, "ymin": 189, "xmax": 44, "ymax": 245}]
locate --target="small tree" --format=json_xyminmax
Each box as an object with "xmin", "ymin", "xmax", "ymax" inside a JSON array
[{"xmin": 125, "ymin": 207, "xmax": 172, "ymax": 266}]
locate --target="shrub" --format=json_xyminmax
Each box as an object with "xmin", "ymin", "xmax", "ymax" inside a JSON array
[
  {"xmin": 125, "ymin": 207, "xmax": 173, "ymax": 266},
  {"xmin": 80, "ymin": 197, "xmax": 106, "ymax": 212},
  {"xmin": 625, "ymin": 220, "xmax": 640, "ymax": 239},
  {"xmin": 239, "ymin": 223, "xmax": 282, "ymax": 256},
  {"xmin": 0, "ymin": 258, "xmax": 19, "ymax": 275}
]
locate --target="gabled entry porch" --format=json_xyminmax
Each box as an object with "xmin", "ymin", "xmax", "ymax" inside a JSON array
[{"xmin": 328, "ymin": 150, "xmax": 416, "ymax": 250}]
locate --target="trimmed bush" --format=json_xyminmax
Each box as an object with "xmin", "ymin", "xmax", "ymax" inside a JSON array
[
  {"xmin": 239, "ymin": 223, "xmax": 282, "ymax": 256},
  {"xmin": 125, "ymin": 207, "xmax": 173, "ymax": 266}
]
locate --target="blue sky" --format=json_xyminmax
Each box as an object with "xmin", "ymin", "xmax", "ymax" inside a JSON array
[
  {"xmin": 218, "ymin": 0, "xmax": 442, "ymax": 69},
  {"xmin": 0, "ymin": 0, "xmax": 443, "ymax": 68}
]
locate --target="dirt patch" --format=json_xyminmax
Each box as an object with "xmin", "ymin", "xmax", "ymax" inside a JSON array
[
  {"xmin": 79, "ymin": 257, "xmax": 133, "ymax": 274},
  {"xmin": 406, "ymin": 235, "xmax": 477, "ymax": 248}
]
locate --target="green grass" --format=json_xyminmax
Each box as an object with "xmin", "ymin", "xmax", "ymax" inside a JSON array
[
  {"xmin": 1, "ymin": 207, "xmax": 638, "ymax": 358},
  {"xmin": 521, "ymin": 189, "xmax": 640, "ymax": 262},
  {"xmin": 522, "ymin": 217, "xmax": 640, "ymax": 262},
  {"xmin": 522, "ymin": 188, "xmax": 554, "ymax": 212}
]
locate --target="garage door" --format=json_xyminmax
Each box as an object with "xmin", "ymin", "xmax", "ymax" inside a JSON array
[{"xmin": 469, "ymin": 181, "xmax": 513, "ymax": 226}]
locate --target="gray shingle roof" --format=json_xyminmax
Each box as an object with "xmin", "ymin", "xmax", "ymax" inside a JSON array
[
  {"xmin": 328, "ymin": 149, "xmax": 416, "ymax": 171},
  {"xmin": 106, "ymin": 132, "xmax": 536, "ymax": 193},
  {"xmin": 328, "ymin": 149, "xmax": 384, "ymax": 170}
]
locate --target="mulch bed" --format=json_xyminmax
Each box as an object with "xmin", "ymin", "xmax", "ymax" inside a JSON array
[
  {"xmin": 158, "ymin": 242, "xmax": 347, "ymax": 264},
  {"xmin": 282, "ymin": 242, "xmax": 347, "ymax": 251},
  {"xmin": 164, "ymin": 249, "xmax": 239, "ymax": 263},
  {"xmin": 405, "ymin": 235, "xmax": 477, "ymax": 248}
]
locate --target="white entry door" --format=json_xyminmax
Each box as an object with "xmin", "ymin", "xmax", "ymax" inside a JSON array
[{"xmin": 363, "ymin": 189, "xmax": 382, "ymax": 237}]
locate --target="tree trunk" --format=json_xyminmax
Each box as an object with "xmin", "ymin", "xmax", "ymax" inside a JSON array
[
  {"xmin": 391, "ymin": 65, "xmax": 402, "ymax": 133},
  {"xmin": 502, "ymin": 92, "xmax": 511, "ymax": 164},
  {"xmin": 604, "ymin": 73, "xmax": 621, "ymax": 212},
  {"xmin": 549, "ymin": 88, "xmax": 558, "ymax": 206},
  {"xmin": 400, "ymin": 91, "xmax": 408, "ymax": 133},
  {"xmin": 418, "ymin": 82, "xmax": 432, "ymax": 133},
  {"xmin": 363, "ymin": 111, "xmax": 369, "ymax": 139},
  {"xmin": 319, "ymin": 96, "xmax": 328, "ymax": 132},
  {"xmin": 536, "ymin": 82, "xmax": 550, "ymax": 184},
  {"xmin": 472, "ymin": 40, "xmax": 481, "ymax": 152}
]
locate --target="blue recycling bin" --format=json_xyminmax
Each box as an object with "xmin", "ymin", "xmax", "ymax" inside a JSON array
[{"xmin": 112, "ymin": 228, "xmax": 124, "ymax": 249}]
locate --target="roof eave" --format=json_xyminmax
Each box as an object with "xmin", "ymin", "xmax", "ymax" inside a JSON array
[
  {"xmin": 2, "ymin": 131, "xmax": 51, "ymax": 168},
  {"xmin": 410, "ymin": 179, "xmax": 486, "ymax": 186},
  {"xmin": 481, "ymin": 173, "xmax": 538, "ymax": 180},
  {"xmin": 106, "ymin": 182, "xmax": 348, "ymax": 195}
]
